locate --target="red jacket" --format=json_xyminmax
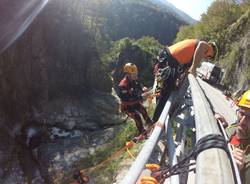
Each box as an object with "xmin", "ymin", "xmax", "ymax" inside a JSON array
[{"xmin": 118, "ymin": 76, "xmax": 143, "ymax": 105}]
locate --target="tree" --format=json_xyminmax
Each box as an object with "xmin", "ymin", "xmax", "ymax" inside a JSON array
[{"xmin": 175, "ymin": 25, "xmax": 195, "ymax": 43}]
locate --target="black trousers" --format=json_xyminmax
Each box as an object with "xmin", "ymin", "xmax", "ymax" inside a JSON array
[
  {"xmin": 121, "ymin": 103, "xmax": 153, "ymax": 133},
  {"xmin": 152, "ymin": 75, "xmax": 176, "ymax": 122}
]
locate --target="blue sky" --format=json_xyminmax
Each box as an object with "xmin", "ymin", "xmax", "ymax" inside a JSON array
[{"xmin": 166, "ymin": 0, "xmax": 215, "ymax": 20}]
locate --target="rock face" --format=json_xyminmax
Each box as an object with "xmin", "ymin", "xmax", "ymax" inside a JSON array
[
  {"xmin": 220, "ymin": 11, "xmax": 250, "ymax": 93},
  {"xmin": 232, "ymin": 31, "xmax": 250, "ymax": 93},
  {"xmin": 0, "ymin": 0, "xmax": 112, "ymax": 120},
  {"xmin": 0, "ymin": 0, "xmax": 119, "ymax": 183}
]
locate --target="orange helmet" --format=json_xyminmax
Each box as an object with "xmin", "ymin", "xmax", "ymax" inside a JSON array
[
  {"xmin": 238, "ymin": 90, "xmax": 250, "ymax": 109},
  {"xmin": 123, "ymin": 63, "xmax": 138, "ymax": 74}
]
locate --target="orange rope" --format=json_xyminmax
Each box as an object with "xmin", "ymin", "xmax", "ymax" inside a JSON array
[
  {"xmin": 80, "ymin": 141, "xmax": 136, "ymax": 175},
  {"xmin": 147, "ymin": 93, "xmax": 160, "ymax": 100},
  {"xmin": 78, "ymin": 124, "xmax": 156, "ymax": 177},
  {"xmin": 145, "ymin": 164, "xmax": 160, "ymax": 171},
  {"xmin": 139, "ymin": 176, "xmax": 158, "ymax": 184},
  {"xmin": 126, "ymin": 148, "xmax": 136, "ymax": 160}
]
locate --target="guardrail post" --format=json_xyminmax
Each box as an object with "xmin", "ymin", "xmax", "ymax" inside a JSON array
[{"xmin": 165, "ymin": 117, "xmax": 180, "ymax": 184}]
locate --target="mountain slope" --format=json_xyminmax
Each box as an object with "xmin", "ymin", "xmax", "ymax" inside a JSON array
[
  {"xmin": 173, "ymin": 1, "xmax": 250, "ymax": 94},
  {"xmin": 82, "ymin": 0, "xmax": 192, "ymax": 46},
  {"xmin": 149, "ymin": 0, "xmax": 197, "ymax": 24},
  {"xmin": 0, "ymin": 0, "xmax": 195, "ymax": 183}
]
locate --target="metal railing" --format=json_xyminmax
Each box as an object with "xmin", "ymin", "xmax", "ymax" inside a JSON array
[
  {"xmin": 120, "ymin": 93, "xmax": 175, "ymax": 184},
  {"xmin": 121, "ymin": 74, "xmax": 236, "ymax": 184},
  {"xmin": 188, "ymin": 74, "xmax": 234, "ymax": 184},
  {"xmin": 164, "ymin": 117, "xmax": 180, "ymax": 184}
]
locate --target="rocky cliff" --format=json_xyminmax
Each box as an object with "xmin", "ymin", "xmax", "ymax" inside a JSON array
[
  {"xmin": 0, "ymin": 0, "xmax": 120, "ymax": 183},
  {"xmin": 0, "ymin": 0, "xmax": 192, "ymax": 183},
  {"xmin": 219, "ymin": 10, "xmax": 250, "ymax": 94},
  {"xmin": 0, "ymin": 0, "xmax": 113, "ymax": 120}
]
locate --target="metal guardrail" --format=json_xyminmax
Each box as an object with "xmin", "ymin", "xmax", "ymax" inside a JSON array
[
  {"xmin": 120, "ymin": 94, "xmax": 175, "ymax": 184},
  {"xmin": 121, "ymin": 75, "xmax": 236, "ymax": 184},
  {"xmin": 188, "ymin": 74, "xmax": 234, "ymax": 184},
  {"xmin": 217, "ymin": 119, "xmax": 242, "ymax": 184},
  {"xmin": 165, "ymin": 117, "xmax": 180, "ymax": 184}
]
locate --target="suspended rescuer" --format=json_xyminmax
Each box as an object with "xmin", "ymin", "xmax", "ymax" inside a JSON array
[
  {"xmin": 118, "ymin": 63, "xmax": 154, "ymax": 135},
  {"xmin": 215, "ymin": 90, "xmax": 250, "ymax": 184},
  {"xmin": 153, "ymin": 39, "xmax": 218, "ymax": 122}
]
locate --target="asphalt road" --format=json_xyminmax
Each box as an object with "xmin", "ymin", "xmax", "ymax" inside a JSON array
[{"xmin": 197, "ymin": 77, "xmax": 237, "ymax": 124}]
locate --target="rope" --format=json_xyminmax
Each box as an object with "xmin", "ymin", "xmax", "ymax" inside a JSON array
[
  {"xmin": 75, "ymin": 126, "xmax": 155, "ymax": 181},
  {"xmin": 73, "ymin": 121, "xmax": 156, "ymax": 183},
  {"xmin": 146, "ymin": 164, "xmax": 161, "ymax": 171},
  {"xmin": 194, "ymin": 134, "xmax": 228, "ymax": 159},
  {"xmin": 139, "ymin": 176, "xmax": 158, "ymax": 184},
  {"xmin": 79, "ymin": 140, "xmax": 136, "ymax": 176},
  {"xmin": 151, "ymin": 134, "xmax": 228, "ymax": 183},
  {"xmin": 126, "ymin": 141, "xmax": 136, "ymax": 160}
]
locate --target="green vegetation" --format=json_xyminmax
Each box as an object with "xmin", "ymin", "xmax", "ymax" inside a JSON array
[
  {"xmin": 90, "ymin": 100, "xmax": 156, "ymax": 183},
  {"xmin": 76, "ymin": 101, "xmax": 156, "ymax": 184},
  {"xmin": 63, "ymin": 121, "xmax": 140, "ymax": 184},
  {"xmin": 135, "ymin": 36, "xmax": 164, "ymax": 56},
  {"xmin": 103, "ymin": 0, "xmax": 187, "ymax": 45},
  {"xmin": 102, "ymin": 36, "xmax": 163, "ymax": 86},
  {"xmin": 79, "ymin": 0, "xmax": 189, "ymax": 55},
  {"xmin": 175, "ymin": 0, "xmax": 250, "ymax": 90},
  {"xmin": 64, "ymin": 0, "xmax": 250, "ymax": 182},
  {"xmin": 101, "ymin": 37, "xmax": 133, "ymax": 70},
  {"xmin": 85, "ymin": 121, "xmax": 143, "ymax": 184},
  {"xmin": 92, "ymin": 129, "xmax": 144, "ymax": 183},
  {"xmin": 175, "ymin": 1, "xmax": 246, "ymax": 45}
]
